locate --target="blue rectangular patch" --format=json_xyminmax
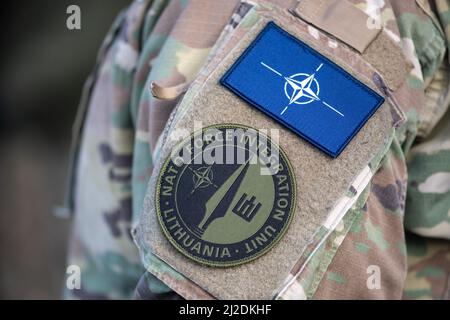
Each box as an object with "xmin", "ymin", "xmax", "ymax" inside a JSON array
[{"xmin": 220, "ymin": 22, "xmax": 384, "ymax": 158}]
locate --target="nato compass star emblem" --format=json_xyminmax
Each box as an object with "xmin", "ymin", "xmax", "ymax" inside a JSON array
[
  {"xmin": 260, "ymin": 62, "xmax": 344, "ymax": 117},
  {"xmin": 188, "ymin": 165, "xmax": 218, "ymax": 194}
]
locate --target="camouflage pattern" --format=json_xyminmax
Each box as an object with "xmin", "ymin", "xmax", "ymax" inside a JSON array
[
  {"xmin": 403, "ymin": 232, "xmax": 450, "ymax": 299},
  {"xmin": 309, "ymin": 0, "xmax": 450, "ymax": 300},
  {"xmin": 64, "ymin": 0, "xmax": 450, "ymax": 299}
]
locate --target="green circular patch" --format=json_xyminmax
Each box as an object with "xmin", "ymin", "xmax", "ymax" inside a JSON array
[{"xmin": 156, "ymin": 124, "xmax": 296, "ymax": 267}]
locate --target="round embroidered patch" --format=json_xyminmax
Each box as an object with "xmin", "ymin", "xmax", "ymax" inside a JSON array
[{"xmin": 155, "ymin": 124, "xmax": 296, "ymax": 267}]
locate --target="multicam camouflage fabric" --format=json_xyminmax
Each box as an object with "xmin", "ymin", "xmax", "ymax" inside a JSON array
[{"xmin": 65, "ymin": 0, "xmax": 450, "ymax": 300}]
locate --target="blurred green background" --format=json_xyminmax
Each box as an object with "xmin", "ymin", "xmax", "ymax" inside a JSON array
[{"xmin": 0, "ymin": 0, "xmax": 130, "ymax": 299}]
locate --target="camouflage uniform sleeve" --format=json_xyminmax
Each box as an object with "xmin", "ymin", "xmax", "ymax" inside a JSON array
[
  {"xmin": 65, "ymin": 0, "xmax": 181, "ymax": 299},
  {"xmin": 313, "ymin": 0, "xmax": 450, "ymax": 300},
  {"xmin": 402, "ymin": 0, "xmax": 450, "ymax": 300},
  {"xmin": 404, "ymin": 0, "xmax": 450, "ymax": 239},
  {"xmin": 66, "ymin": 0, "xmax": 450, "ymax": 300}
]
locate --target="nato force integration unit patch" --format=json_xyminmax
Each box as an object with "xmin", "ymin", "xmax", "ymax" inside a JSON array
[
  {"xmin": 221, "ymin": 22, "xmax": 385, "ymax": 158},
  {"xmin": 156, "ymin": 125, "xmax": 296, "ymax": 267}
]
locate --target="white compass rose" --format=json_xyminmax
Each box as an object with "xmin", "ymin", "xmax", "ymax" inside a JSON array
[
  {"xmin": 260, "ymin": 62, "xmax": 344, "ymax": 117},
  {"xmin": 284, "ymin": 73, "xmax": 320, "ymax": 105}
]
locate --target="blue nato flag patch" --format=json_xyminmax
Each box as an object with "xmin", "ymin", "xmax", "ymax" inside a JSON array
[{"xmin": 220, "ymin": 22, "xmax": 384, "ymax": 158}]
